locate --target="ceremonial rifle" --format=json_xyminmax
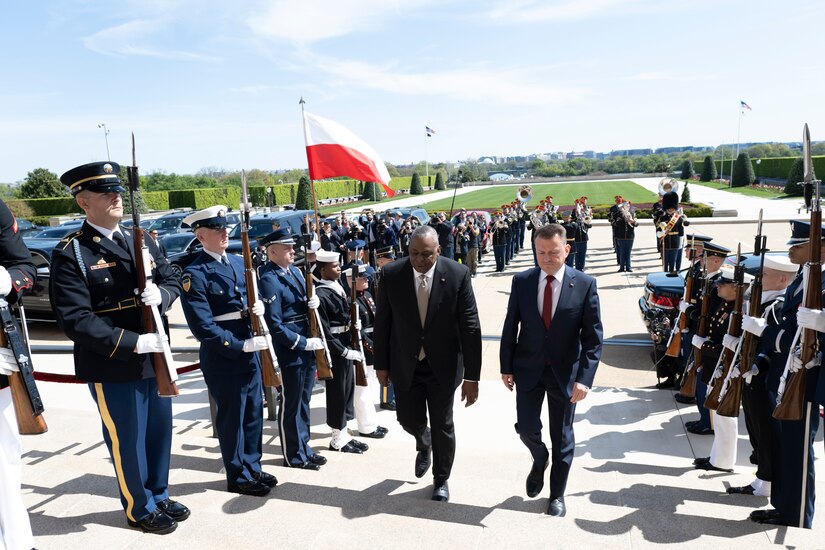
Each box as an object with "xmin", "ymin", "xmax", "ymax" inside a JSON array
[
  {"xmin": 775, "ymin": 124, "xmax": 820, "ymax": 420},
  {"xmin": 678, "ymin": 254, "xmax": 709, "ymax": 398},
  {"xmin": 348, "ymin": 263, "xmax": 368, "ymax": 387},
  {"xmin": 128, "ymin": 134, "xmax": 178, "ymax": 397},
  {"xmin": 717, "ymin": 215, "xmax": 766, "ymax": 417},
  {"xmin": 301, "ymin": 233, "xmax": 333, "ymax": 380},
  {"xmin": 665, "ymin": 235, "xmax": 696, "ymax": 357},
  {"xmin": 706, "ymin": 245, "xmax": 745, "ymax": 410},
  {"xmin": 240, "ymin": 171, "xmax": 282, "ymax": 389},
  {"xmin": 3, "ymin": 299, "xmax": 47, "ymax": 434}
]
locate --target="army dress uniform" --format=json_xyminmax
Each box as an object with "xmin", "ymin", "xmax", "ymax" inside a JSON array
[
  {"xmin": 257, "ymin": 229, "xmax": 324, "ymax": 470},
  {"xmin": 49, "ymin": 162, "xmax": 184, "ymax": 532},
  {"xmin": 561, "ymin": 215, "xmax": 577, "ymax": 268},
  {"xmin": 613, "ymin": 204, "xmax": 637, "ymax": 272},
  {"xmin": 491, "ymin": 216, "xmax": 509, "ymax": 272},
  {"xmin": 657, "ymin": 191, "xmax": 689, "ymax": 273},
  {"xmin": 0, "ymin": 198, "xmax": 36, "ymax": 549},
  {"xmin": 178, "ymin": 207, "xmax": 271, "ymax": 496}
]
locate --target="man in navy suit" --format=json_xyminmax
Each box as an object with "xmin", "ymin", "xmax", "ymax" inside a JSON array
[
  {"xmin": 374, "ymin": 225, "xmax": 482, "ymax": 503},
  {"xmin": 500, "ymin": 223, "xmax": 603, "ymax": 517}
]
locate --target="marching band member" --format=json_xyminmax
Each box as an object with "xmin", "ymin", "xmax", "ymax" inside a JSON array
[{"xmin": 656, "ymin": 191, "xmax": 689, "ymax": 273}]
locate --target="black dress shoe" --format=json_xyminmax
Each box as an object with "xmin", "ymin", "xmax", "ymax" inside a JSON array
[
  {"xmin": 308, "ymin": 454, "xmax": 327, "ymax": 466},
  {"xmin": 359, "ymin": 427, "xmax": 387, "ymax": 439},
  {"xmin": 227, "ymin": 480, "xmax": 271, "ymax": 497},
  {"xmin": 329, "ymin": 441, "xmax": 364, "ymax": 454},
  {"xmin": 694, "ymin": 461, "xmax": 732, "ymax": 473},
  {"xmin": 749, "ymin": 508, "xmax": 780, "ymax": 522},
  {"xmin": 295, "ymin": 461, "xmax": 321, "ymax": 470},
  {"xmin": 380, "ymin": 402, "xmax": 396, "ymax": 411},
  {"xmin": 127, "ymin": 509, "xmax": 177, "ymax": 534},
  {"xmin": 526, "ymin": 457, "xmax": 549, "ymax": 498},
  {"xmin": 685, "ymin": 420, "xmax": 700, "ymax": 429},
  {"xmin": 252, "ymin": 471, "xmax": 278, "ymax": 488},
  {"xmin": 415, "ymin": 448, "xmax": 432, "ymax": 478},
  {"xmin": 692, "ymin": 456, "xmax": 710, "ymax": 465},
  {"xmin": 687, "ymin": 425, "xmax": 714, "ymax": 435},
  {"xmin": 727, "ymin": 484, "xmax": 756, "ymax": 495},
  {"xmin": 655, "ymin": 377, "xmax": 676, "ymax": 389},
  {"xmin": 755, "ymin": 516, "xmax": 793, "ymax": 526},
  {"xmin": 674, "ymin": 393, "xmax": 696, "ymax": 404},
  {"xmin": 546, "ymin": 497, "xmax": 566, "ymax": 517},
  {"xmin": 432, "ymin": 480, "xmax": 449, "ymax": 502},
  {"xmin": 155, "ymin": 499, "xmax": 190, "ymax": 522},
  {"xmin": 349, "ymin": 439, "xmax": 369, "ymax": 452}
]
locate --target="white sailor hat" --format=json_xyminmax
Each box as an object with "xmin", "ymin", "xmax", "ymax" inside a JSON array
[
  {"xmin": 184, "ymin": 205, "xmax": 228, "ymax": 230},
  {"xmin": 762, "ymin": 255, "xmax": 798, "ymax": 273},
  {"xmin": 315, "ymin": 250, "xmax": 340, "ymax": 263},
  {"xmin": 717, "ymin": 264, "xmax": 754, "ymax": 283}
]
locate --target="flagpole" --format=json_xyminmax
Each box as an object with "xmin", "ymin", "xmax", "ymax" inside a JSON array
[
  {"xmin": 425, "ymin": 130, "xmax": 429, "ymax": 180},
  {"xmin": 299, "ymin": 97, "xmax": 322, "ymax": 241}
]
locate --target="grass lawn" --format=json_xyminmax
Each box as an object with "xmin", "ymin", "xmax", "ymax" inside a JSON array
[
  {"xmin": 688, "ymin": 180, "xmax": 792, "ymax": 199},
  {"xmin": 421, "ymin": 181, "xmax": 657, "ymax": 212}
]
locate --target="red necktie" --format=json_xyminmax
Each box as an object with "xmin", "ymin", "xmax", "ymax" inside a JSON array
[{"xmin": 542, "ymin": 275, "xmax": 554, "ymax": 331}]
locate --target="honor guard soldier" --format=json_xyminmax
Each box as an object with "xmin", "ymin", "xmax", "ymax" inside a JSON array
[
  {"xmin": 179, "ymin": 205, "xmax": 277, "ymax": 497},
  {"xmin": 560, "ymin": 212, "xmax": 577, "ymax": 267},
  {"xmin": 374, "ymin": 246, "xmax": 397, "ymax": 409},
  {"xmin": 314, "ymin": 249, "xmax": 370, "ymax": 453},
  {"xmin": 749, "ymin": 220, "xmax": 825, "ymax": 528},
  {"xmin": 258, "ymin": 228, "xmax": 327, "ymax": 470},
  {"xmin": 350, "ymin": 264, "xmax": 388, "ymax": 438},
  {"xmin": 572, "ymin": 200, "xmax": 591, "ymax": 271},
  {"xmin": 656, "ymin": 191, "xmax": 689, "ymax": 273},
  {"xmin": 0, "ymin": 198, "xmax": 36, "ymax": 548},
  {"xmin": 50, "ymin": 162, "xmax": 187, "ymax": 534}
]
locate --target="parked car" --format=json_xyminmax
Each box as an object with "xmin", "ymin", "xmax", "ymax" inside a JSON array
[
  {"xmin": 162, "ymin": 234, "xmax": 204, "ymax": 276},
  {"xmin": 226, "ymin": 210, "xmax": 315, "ymax": 260},
  {"xmin": 31, "ymin": 226, "xmax": 79, "ymax": 239},
  {"xmin": 16, "ymin": 218, "xmax": 41, "ymax": 236},
  {"xmin": 20, "ymin": 237, "xmax": 63, "ymax": 320},
  {"xmin": 147, "ymin": 211, "xmax": 193, "ymax": 236},
  {"xmin": 121, "ymin": 218, "xmax": 154, "ymax": 230}
]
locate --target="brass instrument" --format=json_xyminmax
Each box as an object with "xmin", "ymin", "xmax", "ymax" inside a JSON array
[
  {"xmin": 620, "ymin": 201, "xmax": 636, "ymax": 226},
  {"xmin": 516, "ymin": 185, "xmax": 533, "ymax": 203},
  {"xmin": 658, "ymin": 177, "xmax": 680, "ymax": 196}
]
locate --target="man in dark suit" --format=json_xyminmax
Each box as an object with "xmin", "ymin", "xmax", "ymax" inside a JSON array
[
  {"xmin": 374, "ymin": 225, "xmax": 482, "ymax": 502},
  {"xmin": 149, "ymin": 229, "xmax": 167, "ymax": 257},
  {"xmin": 500, "ymin": 223, "xmax": 603, "ymax": 517}
]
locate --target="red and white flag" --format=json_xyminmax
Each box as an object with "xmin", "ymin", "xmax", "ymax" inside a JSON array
[{"xmin": 302, "ymin": 111, "xmax": 394, "ymax": 198}]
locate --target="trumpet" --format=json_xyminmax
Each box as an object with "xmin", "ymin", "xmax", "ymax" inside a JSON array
[{"xmin": 517, "ymin": 185, "xmax": 533, "ymax": 203}]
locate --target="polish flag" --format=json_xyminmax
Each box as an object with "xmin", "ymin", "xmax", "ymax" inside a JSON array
[{"xmin": 302, "ymin": 111, "xmax": 394, "ymax": 198}]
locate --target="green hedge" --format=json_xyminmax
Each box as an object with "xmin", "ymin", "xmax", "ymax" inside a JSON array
[
  {"xmin": 167, "ymin": 188, "xmax": 242, "ymax": 210},
  {"xmin": 6, "ymin": 197, "xmax": 82, "ymax": 217},
  {"xmin": 142, "ymin": 191, "xmax": 170, "ymax": 211},
  {"xmin": 714, "ymin": 156, "xmax": 825, "ymax": 180}
]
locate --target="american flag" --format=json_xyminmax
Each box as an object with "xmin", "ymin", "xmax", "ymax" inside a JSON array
[
  {"xmin": 740, "ymin": 100, "xmax": 752, "ymax": 111},
  {"xmin": 426, "ymin": 126, "xmax": 436, "ymax": 137}
]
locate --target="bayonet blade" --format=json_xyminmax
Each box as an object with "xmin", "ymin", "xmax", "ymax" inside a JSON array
[{"xmin": 804, "ymin": 124, "xmax": 813, "ymax": 184}]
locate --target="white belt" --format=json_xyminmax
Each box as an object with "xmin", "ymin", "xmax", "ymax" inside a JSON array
[
  {"xmin": 329, "ymin": 325, "xmax": 350, "ymax": 334},
  {"xmin": 363, "ymin": 327, "xmax": 373, "ymax": 333},
  {"xmin": 213, "ymin": 311, "xmax": 244, "ymax": 322}
]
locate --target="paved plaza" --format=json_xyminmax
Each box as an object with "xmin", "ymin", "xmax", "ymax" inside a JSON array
[{"xmin": 18, "ymin": 195, "xmax": 825, "ymax": 548}]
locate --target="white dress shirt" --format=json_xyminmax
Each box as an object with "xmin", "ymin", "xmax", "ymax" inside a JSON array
[
  {"xmin": 202, "ymin": 248, "xmax": 229, "ymax": 264},
  {"xmin": 537, "ymin": 264, "xmax": 566, "ymax": 321},
  {"xmin": 413, "ymin": 261, "xmax": 437, "ymax": 295},
  {"xmin": 86, "ymin": 220, "xmax": 125, "ymax": 243}
]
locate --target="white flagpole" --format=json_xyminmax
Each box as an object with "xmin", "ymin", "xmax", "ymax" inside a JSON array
[
  {"xmin": 299, "ymin": 97, "xmax": 322, "ymax": 240},
  {"xmin": 425, "ymin": 129, "xmax": 429, "ymax": 180}
]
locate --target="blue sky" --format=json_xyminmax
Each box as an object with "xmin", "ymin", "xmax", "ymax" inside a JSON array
[{"xmin": 1, "ymin": 0, "xmax": 824, "ymax": 183}]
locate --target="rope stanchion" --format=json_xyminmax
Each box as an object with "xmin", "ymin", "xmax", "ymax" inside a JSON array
[{"xmin": 33, "ymin": 362, "xmax": 201, "ymax": 384}]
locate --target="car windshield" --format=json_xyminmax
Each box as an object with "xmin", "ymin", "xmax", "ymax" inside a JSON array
[
  {"xmin": 149, "ymin": 216, "xmax": 185, "ymax": 231},
  {"xmin": 162, "ymin": 234, "xmax": 195, "ymax": 254},
  {"xmin": 33, "ymin": 227, "xmax": 72, "ymax": 239}
]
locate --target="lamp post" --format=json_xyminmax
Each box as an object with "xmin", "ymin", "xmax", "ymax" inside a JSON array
[
  {"xmin": 266, "ymin": 187, "xmax": 273, "ymax": 211},
  {"xmin": 755, "ymin": 158, "xmax": 761, "ymax": 185},
  {"xmin": 97, "ymin": 123, "xmax": 111, "ymax": 161}
]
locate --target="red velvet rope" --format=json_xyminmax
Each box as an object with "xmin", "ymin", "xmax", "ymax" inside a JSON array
[{"xmin": 33, "ymin": 362, "xmax": 201, "ymax": 384}]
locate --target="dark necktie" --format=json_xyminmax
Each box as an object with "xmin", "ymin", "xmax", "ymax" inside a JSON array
[
  {"xmin": 221, "ymin": 256, "xmax": 229, "ymax": 267},
  {"xmin": 542, "ymin": 275, "xmax": 554, "ymax": 331},
  {"xmin": 113, "ymin": 232, "xmax": 129, "ymax": 253}
]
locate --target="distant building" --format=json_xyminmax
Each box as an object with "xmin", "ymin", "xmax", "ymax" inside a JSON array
[
  {"xmin": 608, "ymin": 148, "xmax": 654, "ymax": 157},
  {"xmin": 490, "ymin": 173, "xmax": 515, "ymax": 181}
]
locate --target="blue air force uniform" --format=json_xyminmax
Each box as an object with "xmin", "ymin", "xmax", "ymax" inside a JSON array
[
  {"xmin": 258, "ymin": 230, "xmax": 321, "ymax": 469},
  {"xmin": 49, "ymin": 162, "xmax": 183, "ymax": 529},
  {"xmin": 178, "ymin": 207, "xmax": 266, "ymax": 491}
]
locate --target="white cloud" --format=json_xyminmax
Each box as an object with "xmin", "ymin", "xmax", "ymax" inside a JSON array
[
  {"xmin": 247, "ymin": 0, "xmax": 439, "ymax": 44},
  {"xmin": 311, "ymin": 55, "xmax": 588, "ymax": 107},
  {"xmin": 482, "ymin": 0, "xmax": 687, "ymax": 23},
  {"xmin": 83, "ymin": 18, "xmax": 220, "ymax": 61}
]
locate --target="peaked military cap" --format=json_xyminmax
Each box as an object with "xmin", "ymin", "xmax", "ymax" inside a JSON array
[
  {"xmin": 60, "ymin": 161, "xmax": 125, "ymax": 194},
  {"xmin": 260, "ymin": 227, "xmax": 296, "ymax": 247}
]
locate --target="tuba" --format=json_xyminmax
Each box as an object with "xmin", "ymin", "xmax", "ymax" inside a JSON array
[
  {"xmin": 517, "ymin": 185, "xmax": 533, "ymax": 203},
  {"xmin": 658, "ymin": 177, "xmax": 680, "ymax": 196}
]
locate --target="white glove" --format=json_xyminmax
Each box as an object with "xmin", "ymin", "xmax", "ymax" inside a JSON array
[
  {"xmin": 139, "ymin": 283, "xmax": 162, "ymax": 307},
  {"xmin": 741, "ymin": 315, "xmax": 767, "ymax": 337},
  {"xmin": 303, "ymin": 337, "xmax": 325, "ymax": 351},
  {"xmin": 742, "ymin": 365, "xmax": 759, "ymax": 384},
  {"xmin": 0, "ymin": 347, "xmax": 19, "ymax": 375},
  {"xmin": 243, "ymin": 336, "xmax": 269, "ymax": 353},
  {"xmin": 0, "ymin": 267, "xmax": 11, "ymax": 297},
  {"xmin": 678, "ymin": 301, "xmax": 690, "ymax": 313},
  {"xmin": 354, "ymin": 318, "xmax": 362, "ymax": 331},
  {"xmin": 691, "ymin": 335, "xmax": 708, "ymax": 349},
  {"xmin": 790, "ymin": 351, "xmax": 821, "ymax": 373},
  {"xmin": 136, "ymin": 333, "xmax": 168, "ymax": 354},
  {"xmin": 250, "ymin": 301, "xmax": 264, "ymax": 317},
  {"xmin": 722, "ymin": 334, "xmax": 740, "ymax": 352},
  {"xmin": 343, "ymin": 348, "xmax": 364, "ymax": 362},
  {"xmin": 307, "ymin": 295, "xmax": 320, "ymax": 310},
  {"xmin": 797, "ymin": 307, "xmax": 825, "ymax": 333},
  {"xmin": 656, "ymin": 230, "xmax": 664, "ymax": 239}
]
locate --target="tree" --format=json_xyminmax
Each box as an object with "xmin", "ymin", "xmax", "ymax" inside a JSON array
[
  {"xmin": 681, "ymin": 181, "xmax": 691, "ymax": 203},
  {"xmin": 784, "ymin": 158, "xmax": 807, "ymax": 196},
  {"xmin": 731, "ymin": 152, "xmax": 755, "ymax": 187},
  {"xmin": 410, "ymin": 173, "xmax": 424, "ymax": 195},
  {"xmin": 295, "ymin": 176, "xmax": 314, "ymax": 209},
  {"xmin": 434, "ymin": 172, "xmax": 446, "ymax": 190},
  {"xmin": 385, "ymin": 162, "xmax": 401, "ymax": 178},
  {"xmin": 681, "ymin": 159, "xmax": 695, "ymax": 180},
  {"xmin": 700, "ymin": 155, "xmax": 717, "ymax": 182},
  {"xmin": 361, "ymin": 181, "xmax": 379, "ymax": 201},
  {"xmin": 122, "ymin": 190, "xmax": 148, "ymax": 215},
  {"xmin": 20, "ymin": 168, "xmax": 67, "ymax": 198}
]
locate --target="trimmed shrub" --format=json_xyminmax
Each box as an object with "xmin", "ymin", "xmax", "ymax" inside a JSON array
[
  {"xmin": 785, "ymin": 158, "xmax": 806, "ymax": 196},
  {"xmin": 295, "ymin": 176, "xmax": 313, "ymax": 210},
  {"xmin": 167, "ymin": 187, "xmax": 242, "ymax": 210},
  {"xmin": 362, "ymin": 182, "xmax": 379, "ymax": 201},
  {"xmin": 410, "ymin": 173, "xmax": 424, "ymax": 195},
  {"xmin": 681, "ymin": 181, "xmax": 691, "ymax": 203},
  {"xmin": 731, "ymin": 152, "xmax": 755, "ymax": 187},
  {"xmin": 435, "ymin": 172, "xmax": 446, "ymax": 190},
  {"xmin": 681, "ymin": 160, "xmax": 695, "ymax": 180},
  {"xmin": 701, "ymin": 155, "xmax": 717, "ymax": 181},
  {"xmin": 142, "ymin": 191, "xmax": 170, "ymax": 211}
]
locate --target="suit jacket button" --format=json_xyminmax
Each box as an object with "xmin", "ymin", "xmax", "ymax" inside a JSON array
[{"xmin": 224, "ymin": 341, "xmax": 230, "ymax": 347}]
